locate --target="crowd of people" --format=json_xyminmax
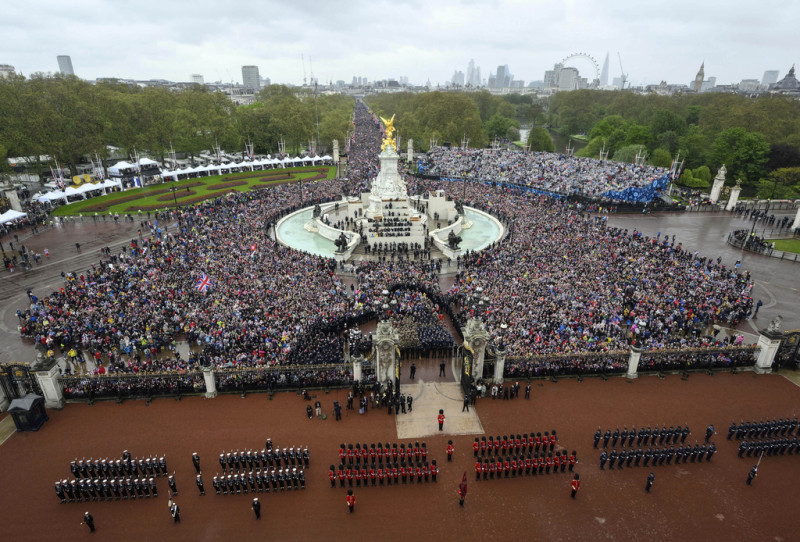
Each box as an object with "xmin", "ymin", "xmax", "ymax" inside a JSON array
[
  {"xmin": 422, "ymin": 147, "xmax": 669, "ymax": 198},
  {"xmin": 15, "ymin": 100, "xmax": 759, "ymax": 396}
]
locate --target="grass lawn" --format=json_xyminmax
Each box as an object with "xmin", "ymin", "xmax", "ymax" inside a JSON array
[
  {"xmin": 767, "ymin": 238, "xmax": 800, "ymax": 254},
  {"xmin": 570, "ymin": 134, "xmax": 589, "ymax": 142},
  {"xmin": 51, "ymin": 166, "xmax": 335, "ymax": 216}
]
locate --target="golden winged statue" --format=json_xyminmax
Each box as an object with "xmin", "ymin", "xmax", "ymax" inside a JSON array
[{"xmin": 380, "ymin": 114, "xmax": 396, "ymax": 152}]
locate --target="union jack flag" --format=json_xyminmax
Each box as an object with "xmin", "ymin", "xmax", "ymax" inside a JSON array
[{"xmin": 195, "ymin": 273, "xmax": 211, "ymax": 293}]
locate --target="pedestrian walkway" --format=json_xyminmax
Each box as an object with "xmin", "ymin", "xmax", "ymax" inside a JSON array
[{"xmin": 395, "ymin": 379, "xmax": 483, "ymax": 439}]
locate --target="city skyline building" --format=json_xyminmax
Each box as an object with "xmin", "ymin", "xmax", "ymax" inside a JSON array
[
  {"xmin": 191, "ymin": 74, "xmax": 204, "ymax": 85},
  {"xmin": 693, "ymin": 62, "xmax": 704, "ymax": 92},
  {"xmin": 451, "ymin": 70, "xmax": 465, "ymax": 86},
  {"xmin": 762, "ymin": 70, "xmax": 779, "ymax": 86},
  {"xmin": 0, "ymin": 64, "xmax": 15, "ymax": 78},
  {"xmin": 57, "ymin": 55, "xmax": 74, "ymax": 76},
  {"xmin": 241, "ymin": 65, "xmax": 261, "ymax": 90},
  {"xmin": 600, "ymin": 52, "xmax": 610, "ymax": 86}
]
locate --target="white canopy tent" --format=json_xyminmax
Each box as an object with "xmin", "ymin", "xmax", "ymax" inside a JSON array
[{"xmin": 0, "ymin": 209, "xmax": 28, "ymax": 224}]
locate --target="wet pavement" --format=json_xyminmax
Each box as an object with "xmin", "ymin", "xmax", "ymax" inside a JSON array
[{"xmin": 1, "ymin": 209, "xmax": 798, "ymax": 365}]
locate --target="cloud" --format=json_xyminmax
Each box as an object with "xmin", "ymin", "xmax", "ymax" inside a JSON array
[{"xmin": 1, "ymin": 0, "xmax": 797, "ymax": 86}]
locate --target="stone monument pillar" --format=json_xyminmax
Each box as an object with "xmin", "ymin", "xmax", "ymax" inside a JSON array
[
  {"xmin": 333, "ymin": 140, "xmax": 339, "ymax": 164},
  {"xmin": 202, "ymin": 366, "xmax": 217, "ymax": 398},
  {"xmin": 462, "ymin": 317, "xmax": 489, "ymax": 381},
  {"xmin": 754, "ymin": 317, "xmax": 785, "ymax": 374},
  {"xmin": 0, "ymin": 380, "xmax": 9, "ymax": 412},
  {"xmin": 492, "ymin": 348, "xmax": 506, "ymax": 385},
  {"xmin": 2, "ymin": 187, "xmax": 23, "ymax": 211},
  {"xmin": 791, "ymin": 206, "xmax": 800, "ymax": 231},
  {"xmin": 709, "ymin": 165, "xmax": 727, "ymax": 204},
  {"xmin": 726, "ymin": 180, "xmax": 742, "ymax": 211},
  {"xmin": 352, "ymin": 355, "xmax": 363, "ymax": 382},
  {"xmin": 374, "ymin": 320, "xmax": 398, "ymax": 385},
  {"xmin": 407, "ymin": 139, "xmax": 414, "ymax": 163},
  {"xmin": 627, "ymin": 345, "xmax": 643, "ymax": 379},
  {"xmin": 31, "ymin": 356, "xmax": 65, "ymax": 409}
]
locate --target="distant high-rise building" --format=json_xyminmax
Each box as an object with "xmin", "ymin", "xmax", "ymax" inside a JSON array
[
  {"xmin": 0, "ymin": 64, "xmax": 15, "ymax": 78},
  {"xmin": 191, "ymin": 74, "xmax": 205, "ymax": 85},
  {"xmin": 57, "ymin": 55, "xmax": 74, "ymax": 76},
  {"xmin": 494, "ymin": 65, "xmax": 512, "ymax": 88},
  {"xmin": 451, "ymin": 70, "xmax": 465, "ymax": 87},
  {"xmin": 693, "ymin": 62, "xmax": 704, "ymax": 92},
  {"xmin": 466, "ymin": 59, "xmax": 480, "ymax": 87},
  {"xmin": 762, "ymin": 70, "xmax": 779, "ymax": 87},
  {"xmin": 241, "ymin": 65, "xmax": 261, "ymax": 90},
  {"xmin": 600, "ymin": 52, "xmax": 610, "ymax": 86}
]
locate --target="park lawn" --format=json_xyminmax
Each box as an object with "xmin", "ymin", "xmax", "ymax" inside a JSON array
[
  {"xmin": 767, "ymin": 238, "xmax": 800, "ymax": 254},
  {"xmin": 51, "ymin": 166, "xmax": 335, "ymax": 216}
]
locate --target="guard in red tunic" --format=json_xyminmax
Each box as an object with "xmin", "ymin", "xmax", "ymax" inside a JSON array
[
  {"xmin": 446, "ymin": 440, "xmax": 455, "ymax": 462},
  {"xmin": 369, "ymin": 444, "xmax": 377, "ymax": 465},
  {"xmin": 392, "ymin": 465, "xmax": 399, "ymax": 484},
  {"xmin": 480, "ymin": 437, "xmax": 488, "ymax": 456},
  {"xmin": 473, "ymin": 438, "xmax": 479, "ymax": 457},
  {"xmin": 570, "ymin": 474, "xmax": 580, "ymax": 499},
  {"xmin": 369, "ymin": 466, "xmax": 376, "ymax": 486},
  {"xmin": 494, "ymin": 436, "xmax": 501, "ymax": 454},
  {"xmin": 532, "ymin": 454, "xmax": 539, "ymax": 475},
  {"xmin": 569, "ymin": 451, "xmax": 577, "ymax": 472},
  {"xmin": 545, "ymin": 454, "xmax": 553, "ymax": 474},
  {"xmin": 495, "ymin": 458, "xmax": 503, "ymax": 478},
  {"xmin": 337, "ymin": 466, "xmax": 345, "ymax": 488},
  {"xmin": 377, "ymin": 466, "xmax": 385, "ymax": 485},
  {"xmin": 339, "ymin": 445, "xmax": 346, "ymax": 464},
  {"xmin": 345, "ymin": 466, "xmax": 353, "ymax": 487},
  {"xmin": 421, "ymin": 443, "xmax": 427, "ymax": 461},
  {"xmin": 550, "ymin": 431, "xmax": 558, "ymax": 452},
  {"xmin": 501, "ymin": 435, "xmax": 509, "ymax": 455},
  {"xmin": 346, "ymin": 489, "xmax": 355, "ymax": 513},
  {"xmin": 354, "ymin": 467, "xmax": 362, "ymax": 487},
  {"xmin": 554, "ymin": 454, "xmax": 561, "ymax": 473},
  {"xmin": 415, "ymin": 463, "xmax": 422, "ymax": 483},
  {"xmin": 475, "ymin": 459, "xmax": 482, "ymax": 481},
  {"xmin": 534, "ymin": 433, "xmax": 542, "ymax": 452},
  {"xmin": 510, "ymin": 457, "xmax": 518, "ymax": 477},
  {"xmin": 503, "ymin": 458, "xmax": 511, "ymax": 477},
  {"xmin": 488, "ymin": 459, "xmax": 496, "ymax": 479},
  {"xmin": 422, "ymin": 463, "xmax": 429, "ymax": 482},
  {"xmin": 328, "ymin": 465, "xmax": 336, "ymax": 488},
  {"xmin": 399, "ymin": 463, "xmax": 407, "ymax": 484},
  {"xmin": 560, "ymin": 451, "xmax": 568, "ymax": 473},
  {"xmin": 431, "ymin": 460, "xmax": 439, "ymax": 482},
  {"xmin": 524, "ymin": 454, "xmax": 532, "ymax": 475}
]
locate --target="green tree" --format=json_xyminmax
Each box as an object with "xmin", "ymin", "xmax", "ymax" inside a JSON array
[
  {"xmin": 527, "ymin": 126, "xmax": 555, "ymax": 152},
  {"xmin": 710, "ymin": 127, "xmax": 770, "ymax": 185},
  {"xmin": 649, "ymin": 148, "xmax": 672, "ymax": 168},
  {"xmin": 484, "ymin": 114, "xmax": 518, "ymax": 141},
  {"xmin": 612, "ymin": 144, "xmax": 644, "ymax": 164}
]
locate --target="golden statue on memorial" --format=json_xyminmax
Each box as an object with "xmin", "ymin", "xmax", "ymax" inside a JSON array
[{"xmin": 380, "ymin": 114, "xmax": 396, "ymax": 152}]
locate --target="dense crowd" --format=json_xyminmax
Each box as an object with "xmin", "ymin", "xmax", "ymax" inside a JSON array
[
  {"xmin": 16, "ymin": 101, "xmax": 757, "ymax": 392},
  {"xmin": 422, "ymin": 147, "xmax": 669, "ymax": 197}
]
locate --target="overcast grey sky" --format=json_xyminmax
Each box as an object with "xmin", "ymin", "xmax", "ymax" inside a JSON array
[{"xmin": 2, "ymin": 0, "xmax": 796, "ymax": 87}]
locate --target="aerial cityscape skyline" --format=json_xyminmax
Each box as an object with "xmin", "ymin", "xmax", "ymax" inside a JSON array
[{"xmin": 2, "ymin": 0, "xmax": 797, "ymax": 88}]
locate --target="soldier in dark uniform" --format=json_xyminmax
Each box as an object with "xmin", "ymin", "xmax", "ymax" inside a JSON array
[
  {"xmin": 599, "ymin": 450, "xmax": 608, "ymax": 470},
  {"xmin": 612, "ymin": 428, "xmax": 620, "ymax": 447},
  {"xmin": 707, "ymin": 443, "xmax": 717, "ymax": 461},
  {"xmin": 628, "ymin": 426, "xmax": 637, "ymax": 447},
  {"xmin": 252, "ymin": 497, "xmax": 261, "ymax": 519},
  {"xmin": 81, "ymin": 511, "xmax": 95, "ymax": 533},
  {"xmin": 646, "ymin": 472, "xmax": 654, "ymax": 493},
  {"xmin": 196, "ymin": 474, "xmax": 205, "ymax": 495},
  {"xmin": 643, "ymin": 448, "xmax": 652, "ymax": 467},
  {"xmin": 608, "ymin": 449, "xmax": 617, "ymax": 469},
  {"xmin": 168, "ymin": 474, "xmax": 177, "ymax": 497},
  {"xmin": 634, "ymin": 448, "xmax": 643, "ymax": 467},
  {"xmin": 617, "ymin": 449, "xmax": 626, "ymax": 470},
  {"xmin": 705, "ymin": 425, "xmax": 715, "ymax": 443},
  {"xmin": 746, "ymin": 465, "xmax": 757, "ymax": 485},
  {"xmin": 55, "ymin": 481, "xmax": 66, "ymax": 503},
  {"xmin": 681, "ymin": 425, "xmax": 690, "ymax": 443},
  {"xmin": 728, "ymin": 422, "xmax": 737, "ymax": 440},
  {"xmin": 603, "ymin": 429, "xmax": 611, "ymax": 448}
]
